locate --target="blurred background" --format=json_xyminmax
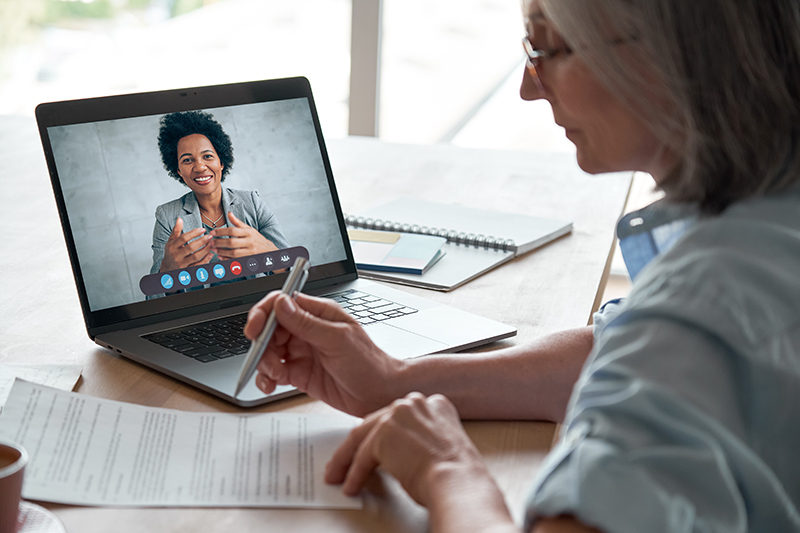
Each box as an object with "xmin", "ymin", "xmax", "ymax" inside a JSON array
[{"xmin": 0, "ymin": 0, "xmax": 573, "ymax": 148}]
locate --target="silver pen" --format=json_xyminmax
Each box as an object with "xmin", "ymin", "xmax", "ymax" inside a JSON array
[{"xmin": 234, "ymin": 256, "xmax": 310, "ymax": 397}]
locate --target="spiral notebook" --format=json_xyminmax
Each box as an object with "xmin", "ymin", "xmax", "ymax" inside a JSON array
[{"xmin": 346, "ymin": 198, "xmax": 572, "ymax": 291}]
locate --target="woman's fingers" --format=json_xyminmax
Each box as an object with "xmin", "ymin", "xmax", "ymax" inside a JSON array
[
  {"xmin": 254, "ymin": 330, "xmax": 302, "ymax": 391},
  {"xmin": 189, "ymin": 250, "xmax": 215, "ymax": 267},
  {"xmin": 170, "ymin": 226, "xmax": 205, "ymax": 246},
  {"xmin": 269, "ymin": 294, "xmax": 359, "ymax": 352},
  {"xmin": 324, "ymin": 393, "xmax": 471, "ymax": 504},
  {"xmin": 426, "ymin": 393, "xmax": 460, "ymax": 420},
  {"xmin": 167, "ymin": 227, "xmax": 208, "ymax": 256},
  {"xmin": 255, "ymin": 373, "xmax": 278, "ymax": 394},
  {"xmin": 292, "ymin": 293, "xmax": 356, "ymax": 323},
  {"xmin": 245, "ymin": 292, "xmax": 347, "ymax": 340},
  {"xmin": 247, "ymin": 294, "xmax": 299, "ymax": 386},
  {"xmin": 244, "ymin": 293, "xmax": 278, "ymax": 339},
  {"xmin": 341, "ymin": 428, "xmax": 383, "ymax": 496},
  {"xmin": 227, "ymin": 211, "xmax": 245, "ymax": 227},
  {"xmin": 325, "ymin": 412, "xmax": 382, "ymax": 486},
  {"xmin": 169, "ymin": 217, "xmax": 184, "ymax": 238},
  {"xmin": 257, "ymin": 341, "xmax": 291, "ymax": 382},
  {"xmin": 210, "ymin": 215, "xmax": 279, "ymax": 257},
  {"xmin": 247, "ymin": 293, "xmax": 354, "ymax": 350},
  {"xmin": 246, "ymin": 289, "xmax": 396, "ymax": 416},
  {"xmin": 210, "ymin": 227, "xmax": 247, "ymax": 242},
  {"xmin": 175, "ymin": 238, "xmax": 211, "ymax": 266},
  {"xmin": 161, "ymin": 224, "xmax": 210, "ymax": 270}
]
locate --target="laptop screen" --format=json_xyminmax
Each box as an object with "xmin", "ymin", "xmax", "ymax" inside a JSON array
[{"xmin": 38, "ymin": 79, "xmax": 354, "ymax": 329}]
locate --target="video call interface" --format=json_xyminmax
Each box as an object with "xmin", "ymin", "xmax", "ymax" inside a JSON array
[{"xmin": 48, "ymin": 98, "xmax": 349, "ymax": 313}]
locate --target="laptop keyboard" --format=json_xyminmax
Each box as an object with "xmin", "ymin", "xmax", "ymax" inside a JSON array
[
  {"xmin": 327, "ymin": 289, "xmax": 418, "ymax": 326},
  {"xmin": 143, "ymin": 314, "xmax": 250, "ymax": 363},
  {"xmin": 143, "ymin": 289, "xmax": 418, "ymax": 362}
]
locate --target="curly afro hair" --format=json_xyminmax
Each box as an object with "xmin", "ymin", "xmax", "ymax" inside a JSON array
[{"xmin": 157, "ymin": 110, "xmax": 234, "ymax": 184}]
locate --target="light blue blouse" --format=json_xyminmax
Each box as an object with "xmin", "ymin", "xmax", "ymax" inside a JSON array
[{"xmin": 525, "ymin": 190, "xmax": 800, "ymax": 532}]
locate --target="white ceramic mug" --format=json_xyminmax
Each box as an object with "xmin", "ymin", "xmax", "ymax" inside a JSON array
[{"xmin": 0, "ymin": 441, "xmax": 28, "ymax": 533}]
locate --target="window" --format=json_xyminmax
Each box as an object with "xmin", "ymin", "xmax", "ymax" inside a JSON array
[{"xmin": 0, "ymin": 0, "xmax": 568, "ymax": 150}]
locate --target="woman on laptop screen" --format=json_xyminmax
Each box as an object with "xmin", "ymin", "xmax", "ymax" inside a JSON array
[
  {"xmin": 150, "ymin": 110, "xmax": 289, "ymax": 276},
  {"xmin": 245, "ymin": 0, "xmax": 800, "ymax": 531}
]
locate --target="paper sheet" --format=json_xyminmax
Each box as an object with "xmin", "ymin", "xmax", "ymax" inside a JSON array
[
  {"xmin": 0, "ymin": 380, "xmax": 361, "ymax": 509},
  {"xmin": 0, "ymin": 363, "xmax": 82, "ymax": 409}
]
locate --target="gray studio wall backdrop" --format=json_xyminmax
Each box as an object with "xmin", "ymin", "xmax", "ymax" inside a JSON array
[{"xmin": 49, "ymin": 98, "xmax": 347, "ymax": 311}]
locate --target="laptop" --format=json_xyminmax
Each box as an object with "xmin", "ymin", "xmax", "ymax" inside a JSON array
[{"xmin": 35, "ymin": 77, "xmax": 516, "ymax": 407}]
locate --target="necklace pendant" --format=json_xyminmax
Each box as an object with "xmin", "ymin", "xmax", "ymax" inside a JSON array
[{"xmin": 201, "ymin": 210, "xmax": 224, "ymax": 229}]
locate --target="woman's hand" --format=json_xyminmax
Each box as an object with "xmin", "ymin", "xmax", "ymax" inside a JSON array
[
  {"xmin": 328, "ymin": 393, "xmax": 521, "ymax": 533},
  {"xmin": 326, "ymin": 393, "xmax": 494, "ymax": 506},
  {"xmin": 211, "ymin": 212, "xmax": 279, "ymax": 260},
  {"xmin": 244, "ymin": 292, "xmax": 406, "ymax": 417},
  {"xmin": 160, "ymin": 217, "xmax": 214, "ymax": 272}
]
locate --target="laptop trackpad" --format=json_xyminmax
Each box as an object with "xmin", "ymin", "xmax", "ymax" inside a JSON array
[{"xmin": 365, "ymin": 323, "xmax": 448, "ymax": 360}]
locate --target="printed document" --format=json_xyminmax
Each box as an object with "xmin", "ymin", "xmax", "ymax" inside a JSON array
[
  {"xmin": 0, "ymin": 380, "xmax": 361, "ymax": 509},
  {"xmin": 0, "ymin": 363, "xmax": 82, "ymax": 409}
]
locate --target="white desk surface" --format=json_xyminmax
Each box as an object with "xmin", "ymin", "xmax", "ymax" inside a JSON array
[{"xmin": 0, "ymin": 115, "xmax": 630, "ymax": 533}]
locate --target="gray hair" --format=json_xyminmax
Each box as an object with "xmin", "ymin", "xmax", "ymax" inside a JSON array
[{"xmin": 539, "ymin": 0, "xmax": 800, "ymax": 212}]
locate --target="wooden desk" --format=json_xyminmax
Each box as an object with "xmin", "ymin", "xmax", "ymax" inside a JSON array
[{"xmin": 0, "ymin": 115, "xmax": 630, "ymax": 532}]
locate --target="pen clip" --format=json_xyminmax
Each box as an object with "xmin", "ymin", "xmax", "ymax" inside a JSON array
[{"xmin": 294, "ymin": 267, "xmax": 310, "ymax": 295}]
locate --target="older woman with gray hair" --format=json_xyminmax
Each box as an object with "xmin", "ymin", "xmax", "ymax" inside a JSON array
[{"xmin": 244, "ymin": 0, "xmax": 800, "ymax": 531}]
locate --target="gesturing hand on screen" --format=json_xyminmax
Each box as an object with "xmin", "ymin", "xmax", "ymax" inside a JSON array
[
  {"xmin": 160, "ymin": 217, "xmax": 214, "ymax": 272},
  {"xmin": 210, "ymin": 212, "xmax": 279, "ymax": 260}
]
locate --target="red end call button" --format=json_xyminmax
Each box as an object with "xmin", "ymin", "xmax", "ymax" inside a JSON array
[{"xmin": 230, "ymin": 261, "xmax": 242, "ymax": 276}]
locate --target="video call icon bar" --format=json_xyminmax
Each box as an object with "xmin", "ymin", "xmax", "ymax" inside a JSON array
[{"xmin": 139, "ymin": 246, "xmax": 310, "ymax": 297}]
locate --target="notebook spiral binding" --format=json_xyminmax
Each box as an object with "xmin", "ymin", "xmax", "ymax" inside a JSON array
[{"xmin": 345, "ymin": 214, "xmax": 518, "ymax": 253}]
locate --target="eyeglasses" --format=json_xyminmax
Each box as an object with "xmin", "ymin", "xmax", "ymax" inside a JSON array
[
  {"xmin": 521, "ymin": 35, "xmax": 573, "ymax": 95},
  {"xmin": 522, "ymin": 34, "xmax": 637, "ymax": 95}
]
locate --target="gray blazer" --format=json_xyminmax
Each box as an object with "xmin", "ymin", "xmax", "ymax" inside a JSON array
[{"xmin": 150, "ymin": 187, "xmax": 290, "ymax": 274}]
